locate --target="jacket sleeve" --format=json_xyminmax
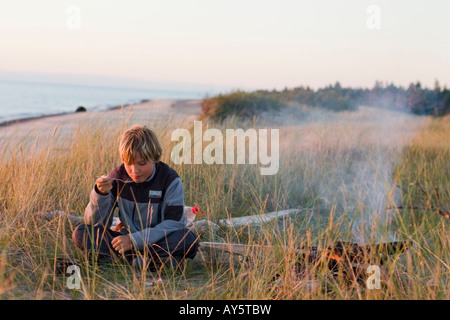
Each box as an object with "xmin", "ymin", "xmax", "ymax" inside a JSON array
[
  {"xmin": 128, "ymin": 177, "xmax": 186, "ymax": 250},
  {"xmin": 84, "ymin": 184, "xmax": 116, "ymax": 229}
]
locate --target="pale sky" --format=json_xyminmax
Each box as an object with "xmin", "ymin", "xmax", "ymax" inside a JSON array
[{"xmin": 1, "ymin": 0, "xmax": 449, "ymax": 90}]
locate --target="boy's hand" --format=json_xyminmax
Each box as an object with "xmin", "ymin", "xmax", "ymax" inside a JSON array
[
  {"xmin": 111, "ymin": 235, "xmax": 133, "ymax": 254},
  {"xmin": 96, "ymin": 175, "xmax": 113, "ymax": 195}
]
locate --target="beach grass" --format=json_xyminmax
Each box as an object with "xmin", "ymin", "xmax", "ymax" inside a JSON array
[{"xmin": 0, "ymin": 102, "xmax": 448, "ymax": 299}]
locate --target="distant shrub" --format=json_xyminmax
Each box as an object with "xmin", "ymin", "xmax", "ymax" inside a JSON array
[
  {"xmin": 201, "ymin": 90, "xmax": 285, "ymax": 122},
  {"xmin": 311, "ymin": 87, "xmax": 358, "ymax": 111}
]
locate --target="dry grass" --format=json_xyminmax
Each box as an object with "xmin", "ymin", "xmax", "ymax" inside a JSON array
[{"xmin": 0, "ymin": 103, "xmax": 448, "ymax": 299}]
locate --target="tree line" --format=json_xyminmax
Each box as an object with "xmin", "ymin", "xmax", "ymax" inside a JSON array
[
  {"xmin": 270, "ymin": 80, "xmax": 450, "ymax": 116},
  {"xmin": 202, "ymin": 80, "xmax": 450, "ymax": 122}
]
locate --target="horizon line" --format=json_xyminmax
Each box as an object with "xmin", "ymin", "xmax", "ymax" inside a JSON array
[{"xmin": 0, "ymin": 69, "xmax": 446, "ymax": 92}]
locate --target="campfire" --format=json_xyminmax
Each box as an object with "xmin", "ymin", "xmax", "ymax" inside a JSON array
[{"xmin": 198, "ymin": 240, "xmax": 411, "ymax": 287}]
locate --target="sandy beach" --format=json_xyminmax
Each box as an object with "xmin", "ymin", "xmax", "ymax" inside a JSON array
[{"xmin": 0, "ymin": 99, "xmax": 202, "ymax": 144}]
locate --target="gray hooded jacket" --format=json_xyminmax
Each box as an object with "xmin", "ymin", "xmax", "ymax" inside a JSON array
[{"xmin": 84, "ymin": 161, "xmax": 186, "ymax": 250}]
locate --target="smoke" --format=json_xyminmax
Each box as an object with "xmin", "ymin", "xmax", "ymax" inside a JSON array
[
  {"xmin": 273, "ymin": 104, "xmax": 428, "ymax": 244},
  {"xmin": 336, "ymin": 107, "xmax": 427, "ymax": 243}
]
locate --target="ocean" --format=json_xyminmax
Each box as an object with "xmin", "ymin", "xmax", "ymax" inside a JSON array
[{"xmin": 0, "ymin": 80, "xmax": 205, "ymax": 125}]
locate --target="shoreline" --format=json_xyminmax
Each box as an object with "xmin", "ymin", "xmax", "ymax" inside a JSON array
[
  {"xmin": 0, "ymin": 99, "xmax": 203, "ymax": 141},
  {"xmin": 0, "ymin": 98, "xmax": 152, "ymax": 128}
]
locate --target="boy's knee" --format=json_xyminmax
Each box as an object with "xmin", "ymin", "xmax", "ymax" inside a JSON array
[
  {"xmin": 72, "ymin": 224, "xmax": 88, "ymax": 249},
  {"xmin": 182, "ymin": 229, "xmax": 200, "ymax": 259}
]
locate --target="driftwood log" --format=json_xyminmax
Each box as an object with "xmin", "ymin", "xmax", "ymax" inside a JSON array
[
  {"xmin": 37, "ymin": 210, "xmax": 122, "ymax": 227},
  {"xmin": 37, "ymin": 210, "xmax": 85, "ymax": 225},
  {"xmin": 37, "ymin": 207, "xmax": 305, "ymax": 232},
  {"xmin": 187, "ymin": 208, "xmax": 308, "ymax": 235}
]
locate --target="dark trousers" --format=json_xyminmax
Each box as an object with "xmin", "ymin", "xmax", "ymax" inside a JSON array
[{"xmin": 72, "ymin": 224, "xmax": 199, "ymax": 264}]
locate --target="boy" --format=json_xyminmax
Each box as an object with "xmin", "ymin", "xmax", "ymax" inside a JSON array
[{"xmin": 72, "ymin": 124, "xmax": 199, "ymax": 270}]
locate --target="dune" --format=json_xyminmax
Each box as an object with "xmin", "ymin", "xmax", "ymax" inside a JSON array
[{"xmin": 0, "ymin": 99, "xmax": 202, "ymax": 146}]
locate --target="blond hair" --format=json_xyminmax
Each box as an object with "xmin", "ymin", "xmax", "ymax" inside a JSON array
[{"xmin": 119, "ymin": 125, "xmax": 163, "ymax": 164}]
